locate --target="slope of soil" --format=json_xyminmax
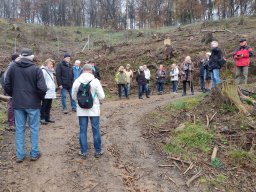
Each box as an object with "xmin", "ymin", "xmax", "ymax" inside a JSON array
[{"xmin": 0, "ymin": 94, "xmax": 205, "ymax": 192}]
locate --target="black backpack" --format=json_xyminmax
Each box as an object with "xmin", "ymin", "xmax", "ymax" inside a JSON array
[{"xmin": 77, "ymin": 80, "xmax": 95, "ymax": 109}]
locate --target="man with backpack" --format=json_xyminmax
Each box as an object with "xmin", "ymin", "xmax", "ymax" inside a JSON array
[
  {"xmin": 56, "ymin": 53, "xmax": 76, "ymax": 113},
  {"xmin": 234, "ymin": 38, "xmax": 253, "ymax": 84},
  {"xmin": 72, "ymin": 64, "xmax": 105, "ymax": 158},
  {"xmin": 4, "ymin": 48, "xmax": 47, "ymax": 163}
]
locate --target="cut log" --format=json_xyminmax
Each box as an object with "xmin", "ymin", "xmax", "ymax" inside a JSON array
[
  {"xmin": 201, "ymin": 29, "xmax": 233, "ymax": 33},
  {"xmin": 211, "ymin": 146, "xmax": 218, "ymax": 161},
  {"xmin": 0, "ymin": 94, "xmax": 10, "ymax": 102}
]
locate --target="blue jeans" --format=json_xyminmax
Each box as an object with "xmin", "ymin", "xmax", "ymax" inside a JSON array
[
  {"xmin": 61, "ymin": 88, "xmax": 76, "ymax": 110},
  {"xmin": 171, "ymin": 81, "xmax": 178, "ymax": 92},
  {"xmin": 211, "ymin": 69, "xmax": 221, "ymax": 88},
  {"xmin": 79, "ymin": 116, "xmax": 101, "ymax": 154},
  {"xmin": 138, "ymin": 84, "xmax": 148, "ymax": 98},
  {"xmin": 157, "ymin": 82, "xmax": 164, "ymax": 93},
  {"xmin": 14, "ymin": 109, "xmax": 40, "ymax": 160},
  {"xmin": 122, "ymin": 83, "xmax": 130, "ymax": 96}
]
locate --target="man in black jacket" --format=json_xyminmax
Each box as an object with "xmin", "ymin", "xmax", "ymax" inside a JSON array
[
  {"xmin": 4, "ymin": 48, "xmax": 47, "ymax": 163},
  {"xmin": 56, "ymin": 53, "xmax": 75, "ymax": 114}
]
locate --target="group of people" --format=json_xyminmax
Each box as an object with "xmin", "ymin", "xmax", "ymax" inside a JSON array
[
  {"xmin": 0, "ymin": 37, "xmax": 253, "ymax": 163},
  {"xmin": 2, "ymin": 49, "xmax": 105, "ymax": 162}
]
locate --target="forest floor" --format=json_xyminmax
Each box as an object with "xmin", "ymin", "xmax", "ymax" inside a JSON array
[{"xmin": 0, "ymin": 93, "xmax": 205, "ymax": 192}]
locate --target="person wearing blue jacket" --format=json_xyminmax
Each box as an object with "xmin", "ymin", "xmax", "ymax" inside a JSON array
[{"xmin": 73, "ymin": 60, "xmax": 82, "ymax": 80}]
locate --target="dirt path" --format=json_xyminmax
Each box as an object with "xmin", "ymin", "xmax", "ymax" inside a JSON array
[{"xmin": 1, "ymin": 94, "xmax": 198, "ymax": 192}]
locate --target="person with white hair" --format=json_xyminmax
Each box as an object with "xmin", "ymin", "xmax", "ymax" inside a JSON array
[
  {"xmin": 209, "ymin": 41, "xmax": 226, "ymax": 88},
  {"xmin": 72, "ymin": 64, "xmax": 105, "ymax": 158},
  {"xmin": 73, "ymin": 60, "xmax": 82, "ymax": 80},
  {"xmin": 136, "ymin": 66, "xmax": 149, "ymax": 99},
  {"xmin": 4, "ymin": 48, "xmax": 47, "ymax": 163},
  {"xmin": 170, "ymin": 64, "xmax": 179, "ymax": 93},
  {"xmin": 180, "ymin": 56, "xmax": 194, "ymax": 96}
]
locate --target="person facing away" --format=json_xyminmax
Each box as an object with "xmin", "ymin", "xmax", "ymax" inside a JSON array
[
  {"xmin": 72, "ymin": 64, "xmax": 105, "ymax": 158},
  {"xmin": 56, "ymin": 53, "xmax": 76, "ymax": 114},
  {"xmin": 40, "ymin": 59, "xmax": 56, "ymax": 125},
  {"xmin": 90, "ymin": 62, "xmax": 101, "ymax": 80},
  {"xmin": 143, "ymin": 64, "xmax": 151, "ymax": 94},
  {"xmin": 4, "ymin": 48, "xmax": 47, "ymax": 163},
  {"xmin": 170, "ymin": 64, "xmax": 179, "ymax": 93},
  {"xmin": 180, "ymin": 56, "xmax": 194, "ymax": 96},
  {"xmin": 1, "ymin": 53, "xmax": 19, "ymax": 131},
  {"xmin": 115, "ymin": 66, "xmax": 128, "ymax": 99},
  {"xmin": 209, "ymin": 41, "xmax": 225, "ymax": 88},
  {"xmin": 136, "ymin": 66, "xmax": 149, "ymax": 99},
  {"xmin": 73, "ymin": 60, "xmax": 82, "ymax": 80},
  {"xmin": 156, "ymin": 64, "xmax": 166, "ymax": 95},
  {"xmin": 124, "ymin": 64, "xmax": 133, "ymax": 96},
  {"xmin": 234, "ymin": 38, "xmax": 253, "ymax": 85}
]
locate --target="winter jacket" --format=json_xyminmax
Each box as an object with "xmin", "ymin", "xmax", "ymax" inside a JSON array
[
  {"xmin": 136, "ymin": 71, "xmax": 147, "ymax": 85},
  {"xmin": 209, "ymin": 48, "xmax": 224, "ymax": 70},
  {"xmin": 115, "ymin": 72, "xmax": 127, "ymax": 84},
  {"xmin": 92, "ymin": 66, "xmax": 101, "ymax": 80},
  {"xmin": 72, "ymin": 73, "xmax": 105, "ymax": 116},
  {"xmin": 170, "ymin": 68, "xmax": 179, "ymax": 81},
  {"xmin": 41, "ymin": 66, "xmax": 56, "ymax": 99},
  {"xmin": 4, "ymin": 58, "xmax": 47, "ymax": 109},
  {"xmin": 180, "ymin": 62, "xmax": 194, "ymax": 82},
  {"xmin": 234, "ymin": 46, "xmax": 253, "ymax": 67},
  {"xmin": 73, "ymin": 66, "xmax": 82, "ymax": 80},
  {"xmin": 144, "ymin": 69, "xmax": 151, "ymax": 81},
  {"xmin": 124, "ymin": 69, "xmax": 133, "ymax": 83},
  {"xmin": 56, "ymin": 60, "xmax": 74, "ymax": 89},
  {"xmin": 156, "ymin": 69, "xmax": 166, "ymax": 83}
]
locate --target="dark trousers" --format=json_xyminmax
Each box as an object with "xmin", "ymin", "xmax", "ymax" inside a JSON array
[
  {"xmin": 138, "ymin": 84, "xmax": 149, "ymax": 98},
  {"xmin": 118, "ymin": 84, "xmax": 128, "ymax": 98},
  {"xmin": 183, "ymin": 81, "xmax": 194, "ymax": 94},
  {"xmin": 7, "ymin": 99, "xmax": 15, "ymax": 127},
  {"xmin": 200, "ymin": 76, "xmax": 205, "ymax": 91},
  {"xmin": 171, "ymin": 81, "xmax": 178, "ymax": 92},
  {"xmin": 40, "ymin": 99, "xmax": 53, "ymax": 121}
]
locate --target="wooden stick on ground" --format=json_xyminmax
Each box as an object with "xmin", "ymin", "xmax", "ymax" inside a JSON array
[
  {"xmin": 211, "ymin": 146, "xmax": 218, "ymax": 161},
  {"xmin": 206, "ymin": 115, "xmax": 209, "ymax": 127},
  {"xmin": 168, "ymin": 177, "xmax": 178, "ymax": 186},
  {"xmin": 158, "ymin": 164, "xmax": 174, "ymax": 168},
  {"xmin": 186, "ymin": 170, "xmax": 203, "ymax": 187},
  {"xmin": 168, "ymin": 156, "xmax": 191, "ymax": 165},
  {"xmin": 183, "ymin": 163, "xmax": 194, "ymax": 175},
  {"xmin": 209, "ymin": 112, "xmax": 217, "ymax": 123}
]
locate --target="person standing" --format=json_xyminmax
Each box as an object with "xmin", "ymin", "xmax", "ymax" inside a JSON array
[
  {"xmin": 124, "ymin": 64, "xmax": 133, "ymax": 96},
  {"xmin": 136, "ymin": 66, "xmax": 149, "ymax": 99},
  {"xmin": 40, "ymin": 59, "xmax": 56, "ymax": 125},
  {"xmin": 170, "ymin": 64, "xmax": 179, "ymax": 93},
  {"xmin": 56, "ymin": 53, "xmax": 76, "ymax": 114},
  {"xmin": 156, "ymin": 65, "xmax": 166, "ymax": 95},
  {"xmin": 73, "ymin": 60, "xmax": 82, "ymax": 80},
  {"xmin": 90, "ymin": 62, "xmax": 101, "ymax": 80},
  {"xmin": 209, "ymin": 41, "xmax": 226, "ymax": 88},
  {"xmin": 143, "ymin": 64, "xmax": 151, "ymax": 94},
  {"xmin": 72, "ymin": 64, "xmax": 105, "ymax": 158},
  {"xmin": 180, "ymin": 56, "xmax": 194, "ymax": 96},
  {"xmin": 1, "ymin": 53, "xmax": 19, "ymax": 131},
  {"xmin": 199, "ymin": 52, "xmax": 212, "ymax": 92},
  {"xmin": 115, "ymin": 66, "xmax": 128, "ymax": 99},
  {"xmin": 234, "ymin": 38, "xmax": 253, "ymax": 84},
  {"xmin": 4, "ymin": 48, "xmax": 47, "ymax": 163}
]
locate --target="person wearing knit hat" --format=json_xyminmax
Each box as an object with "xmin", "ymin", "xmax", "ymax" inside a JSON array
[
  {"xmin": 71, "ymin": 63, "xmax": 105, "ymax": 158},
  {"xmin": 115, "ymin": 66, "xmax": 128, "ymax": 99},
  {"xmin": 4, "ymin": 48, "xmax": 47, "ymax": 162},
  {"xmin": 209, "ymin": 41, "xmax": 226, "ymax": 88},
  {"xmin": 56, "ymin": 53, "xmax": 75, "ymax": 114},
  {"xmin": 234, "ymin": 38, "xmax": 253, "ymax": 84}
]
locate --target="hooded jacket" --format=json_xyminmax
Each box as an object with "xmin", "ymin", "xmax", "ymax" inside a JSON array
[
  {"xmin": 209, "ymin": 48, "xmax": 224, "ymax": 70},
  {"xmin": 72, "ymin": 72, "xmax": 105, "ymax": 116},
  {"xmin": 41, "ymin": 66, "xmax": 56, "ymax": 99},
  {"xmin": 4, "ymin": 58, "xmax": 47, "ymax": 109},
  {"xmin": 56, "ymin": 60, "xmax": 74, "ymax": 89}
]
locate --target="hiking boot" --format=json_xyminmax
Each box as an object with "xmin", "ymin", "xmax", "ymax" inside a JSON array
[
  {"xmin": 40, "ymin": 119, "xmax": 48, "ymax": 125},
  {"xmin": 16, "ymin": 157, "xmax": 26, "ymax": 163},
  {"xmin": 146, "ymin": 96, "xmax": 150, "ymax": 98},
  {"xmin": 78, "ymin": 151, "xmax": 88, "ymax": 158},
  {"xmin": 63, "ymin": 109, "xmax": 68, "ymax": 114},
  {"xmin": 72, "ymin": 108, "xmax": 77, "ymax": 112},
  {"xmin": 182, "ymin": 92, "xmax": 186, "ymax": 96},
  {"xmin": 46, "ymin": 119, "xmax": 55, "ymax": 123},
  {"xmin": 139, "ymin": 97, "xmax": 143, "ymax": 99},
  {"xmin": 94, "ymin": 151, "xmax": 104, "ymax": 158},
  {"xmin": 30, "ymin": 153, "xmax": 41, "ymax": 161}
]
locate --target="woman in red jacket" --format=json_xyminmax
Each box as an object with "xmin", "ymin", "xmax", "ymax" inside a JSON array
[{"xmin": 234, "ymin": 38, "xmax": 253, "ymax": 84}]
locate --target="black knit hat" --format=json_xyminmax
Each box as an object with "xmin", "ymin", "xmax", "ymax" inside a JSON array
[{"xmin": 239, "ymin": 38, "xmax": 246, "ymax": 42}]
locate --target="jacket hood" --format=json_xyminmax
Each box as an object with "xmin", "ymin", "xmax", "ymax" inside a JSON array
[
  {"xmin": 62, "ymin": 60, "xmax": 71, "ymax": 67},
  {"xmin": 16, "ymin": 58, "xmax": 34, "ymax": 68},
  {"xmin": 76, "ymin": 72, "xmax": 95, "ymax": 84}
]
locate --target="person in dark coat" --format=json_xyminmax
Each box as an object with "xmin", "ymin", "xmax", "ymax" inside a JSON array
[
  {"xmin": 156, "ymin": 65, "xmax": 166, "ymax": 95},
  {"xmin": 56, "ymin": 53, "xmax": 76, "ymax": 114},
  {"xmin": 209, "ymin": 41, "xmax": 225, "ymax": 88},
  {"xmin": 136, "ymin": 66, "xmax": 149, "ymax": 99},
  {"xmin": 4, "ymin": 48, "xmax": 47, "ymax": 163},
  {"xmin": 90, "ymin": 62, "xmax": 101, "ymax": 80},
  {"xmin": 199, "ymin": 52, "xmax": 211, "ymax": 92},
  {"xmin": 180, "ymin": 56, "xmax": 194, "ymax": 96}
]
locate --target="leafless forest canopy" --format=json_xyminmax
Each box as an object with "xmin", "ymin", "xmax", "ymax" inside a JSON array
[{"xmin": 0, "ymin": 0, "xmax": 256, "ymax": 29}]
